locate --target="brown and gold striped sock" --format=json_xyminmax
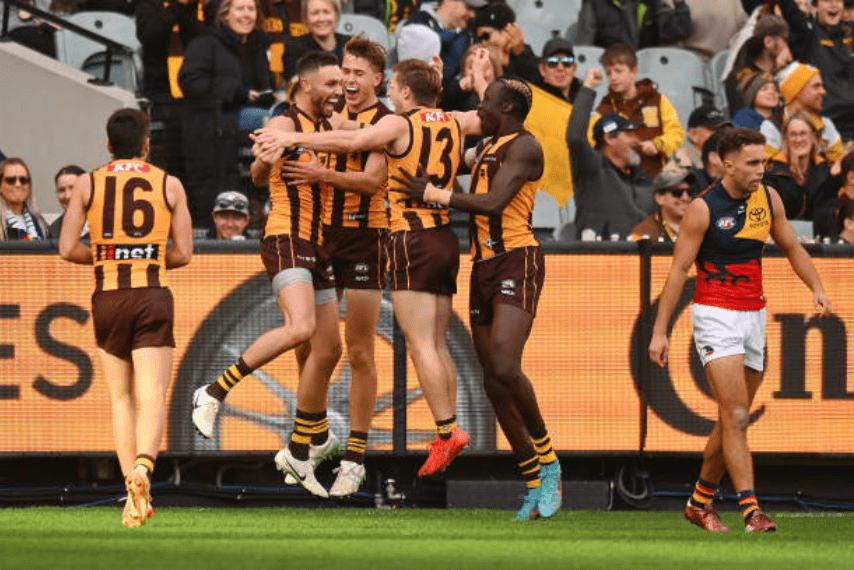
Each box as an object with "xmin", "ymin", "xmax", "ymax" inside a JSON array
[
  {"xmin": 208, "ymin": 357, "xmax": 252, "ymax": 401},
  {"xmin": 310, "ymin": 411, "xmax": 329, "ymax": 446},
  {"xmin": 531, "ymin": 432, "xmax": 558, "ymax": 465},
  {"xmin": 518, "ymin": 455, "xmax": 541, "ymax": 489},
  {"xmin": 343, "ymin": 431, "xmax": 368, "ymax": 464},
  {"xmin": 288, "ymin": 409, "xmax": 325, "ymax": 461}
]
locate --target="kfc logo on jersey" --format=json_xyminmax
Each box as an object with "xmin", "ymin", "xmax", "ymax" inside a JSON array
[
  {"xmin": 108, "ymin": 162, "xmax": 151, "ymax": 173},
  {"xmin": 716, "ymin": 216, "xmax": 736, "ymax": 230},
  {"xmin": 420, "ymin": 111, "xmax": 449, "ymax": 123},
  {"xmin": 97, "ymin": 243, "xmax": 159, "ymax": 261}
]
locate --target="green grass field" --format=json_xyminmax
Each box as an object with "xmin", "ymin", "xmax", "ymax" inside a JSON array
[{"xmin": 3, "ymin": 507, "xmax": 854, "ymax": 570}]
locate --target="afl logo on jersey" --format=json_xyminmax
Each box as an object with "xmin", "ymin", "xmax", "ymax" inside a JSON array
[
  {"xmin": 420, "ymin": 111, "xmax": 449, "ymax": 123},
  {"xmin": 716, "ymin": 216, "xmax": 736, "ymax": 230},
  {"xmin": 108, "ymin": 162, "xmax": 151, "ymax": 173}
]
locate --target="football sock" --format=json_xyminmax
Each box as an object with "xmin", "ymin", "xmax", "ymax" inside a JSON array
[
  {"xmin": 436, "ymin": 416, "xmax": 456, "ymax": 441},
  {"xmin": 519, "ymin": 455, "xmax": 541, "ymax": 489},
  {"xmin": 343, "ymin": 431, "xmax": 368, "ymax": 464},
  {"xmin": 310, "ymin": 411, "xmax": 329, "ymax": 445},
  {"xmin": 688, "ymin": 478, "xmax": 717, "ymax": 508},
  {"xmin": 738, "ymin": 489, "xmax": 760, "ymax": 522},
  {"xmin": 134, "ymin": 454, "xmax": 155, "ymax": 482},
  {"xmin": 208, "ymin": 357, "xmax": 252, "ymax": 401},
  {"xmin": 288, "ymin": 409, "xmax": 326, "ymax": 461},
  {"xmin": 531, "ymin": 432, "xmax": 558, "ymax": 465}
]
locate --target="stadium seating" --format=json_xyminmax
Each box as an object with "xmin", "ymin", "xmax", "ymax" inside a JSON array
[
  {"xmin": 54, "ymin": 11, "xmax": 140, "ymax": 74},
  {"xmin": 337, "ymin": 13, "xmax": 392, "ymax": 53},
  {"xmin": 709, "ymin": 49, "xmax": 730, "ymax": 115},
  {"xmin": 636, "ymin": 47, "xmax": 711, "ymax": 130},
  {"xmin": 788, "ymin": 219, "xmax": 815, "ymax": 242},
  {"xmin": 81, "ymin": 50, "xmax": 138, "ymax": 94},
  {"xmin": 519, "ymin": 21, "xmax": 556, "ymax": 58},
  {"xmin": 507, "ymin": 0, "xmax": 582, "ymax": 39},
  {"xmin": 573, "ymin": 45, "xmax": 608, "ymax": 103},
  {"xmin": 532, "ymin": 189, "xmax": 562, "ymax": 241}
]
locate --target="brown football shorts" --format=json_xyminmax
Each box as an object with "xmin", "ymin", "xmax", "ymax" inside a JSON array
[
  {"xmin": 388, "ymin": 225, "xmax": 459, "ymax": 295},
  {"xmin": 322, "ymin": 225, "xmax": 388, "ymax": 290},
  {"xmin": 91, "ymin": 287, "xmax": 175, "ymax": 360},
  {"xmin": 260, "ymin": 234, "xmax": 335, "ymax": 290},
  {"xmin": 469, "ymin": 246, "xmax": 544, "ymax": 327}
]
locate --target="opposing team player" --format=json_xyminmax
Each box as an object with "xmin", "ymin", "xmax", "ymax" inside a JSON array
[
  {"xmin": 276, "ymin": 37, "xmax": 392, "ymax": 496},
  {"xmin": 393, "ymin": 79, "xmax": 563, "ymax": 520},
  {"xmin": 649, "ymin": 128, "xmax": 831, "ymax": 532},
  {"xmin": 253, "ymin": 58, "xmax": 481, "ymax": 477},
  {"xmin": 59, "ymin": 108, "xmax": 193, "ymax": 527},
  {"xmin": 192, "ymin": 52, "xmax": 345, "ymax": 497}
]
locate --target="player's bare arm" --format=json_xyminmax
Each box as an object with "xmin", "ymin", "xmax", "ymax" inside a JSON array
[
  {"xmin": 250, "ymin": 114, "xmax": 293, "ymax": 186},
  {"xmin": 164, "ymin": 175, "xmax": 193, "ymax": 269},
  {"xmin": 252, "ymin": 113, "xmax": 409, "ymax": 156},
  {"xmin": 58, "ymin": 173, "xmax": 93, "ymax": 265},
  {"xmin": 767, "ymin": 187, "xmax": 832, "ymax": 318},
  {"xmin": 648, "ymin": 198, "xmax": 710, "ymax": 367},
  {"xmin": 280, "ymin": 149, "xmax": 387, "ymax": 196}
]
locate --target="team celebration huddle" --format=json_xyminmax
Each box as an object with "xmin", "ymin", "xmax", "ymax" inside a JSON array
[{"xmin": 55, "ymin": 28, "xmax": 832, "ymax": 532}]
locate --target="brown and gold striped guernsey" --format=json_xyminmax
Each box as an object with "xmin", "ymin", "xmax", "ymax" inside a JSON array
[
  {"xmin": 265, "ymin": 106, "xmax": 331, "ymax": 242},
  {"xmin": 470, "ymin": 131, "xmax": 540, "ymax": 261},
  {"xmin": 321, "ymin": 101, "xmax": 392, "ymax": 229},
  {"xmin": 386, "ymin": 107, "xmax": 462, "ymax": 232},
  {"xmin": 87, "ymin": 159, "xmax": 172, "ymax": 292}
]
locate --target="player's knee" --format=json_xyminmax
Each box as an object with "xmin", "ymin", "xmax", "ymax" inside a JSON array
[
  {"xmin": 482, "ymin": 375, "xmax": 509, "ymax": 402},
  {"xmin": 346, "ymin": 341, "xmax": 374, "ymax": 372},
  {"xmin": 731, "ymin": 406, "xmax": 749, "ymax": 432},
  {"xmin": 289, "ymin": 318, "xmax": 316, "ymax": 345}
]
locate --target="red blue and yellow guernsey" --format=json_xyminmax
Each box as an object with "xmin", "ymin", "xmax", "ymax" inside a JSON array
[{"xmin": 694, "ymin": 179, "xmax": 774, "ymax": 311}]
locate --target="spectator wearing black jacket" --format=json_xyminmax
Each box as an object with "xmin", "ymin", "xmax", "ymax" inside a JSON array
[
  {"xmin": 536, "ymin": 37, "xmax": 582, "ymax": 104},
  {"xmin": 178, "ymin": 0, "xmax": 273, "ymax": 227},
  {"xmin": 281, "ymin": 0, "xmax": 350, "ymax": 85},
  {"xmin": 575, "ymin": 0, "xmax": 693, "ymax": 50},
  {"xmin": 471, "ymin": 3, "xmax": 540, "ymax": 84},
  {"xmin": 777, "ymin": 0, "xmax": 854, "ymax": 140}
]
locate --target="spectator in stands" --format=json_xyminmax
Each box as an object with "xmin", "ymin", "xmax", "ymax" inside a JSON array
[
  {"xmin": 179, "ymin": 0, "xmax": 274, "ymax": 227},
  {"xmin": 777, "ymin": 0, "xmax": 854, "ymax": 141},
  {"xmin": 723, "ymin": 14, "xmax": 791, "ymax": 114},
  {"xmin": 471, "ymin": 2, "xmax": 540, "ymax": 83},
  {"xmin": 48, "ymin": 165, "xmax": 86, "ymax": 238},
  {"xmin": 845, "ymin": 0, "xmax": 854, "ymax": 20},
  {"xmin": 596, "ymin": 43, "xmax": 684, "ymax": 180},
  {"xmin": 536, "ymin": 37, "xmax": 582, "ymax": 104},
  {"xmin": 691, "ymin": 129, "xmax": 725, "ymax": 194},
  {"xmin": 673, "ymin": 0, "xmax": 748, "ymax": 60},
  {"xmin": 398, "ymin": 0, "xmax": 486, "ymax": 86},
  {"xmin": 631, "ymin": 157, "xmax": 696, "ymax": 241},
  {"xmin": 835, "ymin": 195, "xmax": 854, "ymax": 242},
  {"xmin": 764, "ymin": 111, "xmax": 840, "ymax": 239},
  {"xmin": 444, "ymin": 44, "xmax": 501, "ymax": 111},
  {"xmin": 0, "ymin": 158, "xmax": 50, "ymax": 240},
  {"xmin": 566, "ymin": 68, "xmax": 655, "ymax": 240},
  {"xmin": 682, "ymin": 105, "xmax": 729, "ymax": 169},
  {"xmin": 770, "ymin": 62, "xmax": 843, "ymax": 161},
  {"xmin": 282, "ymin": 0, "xmax": 350, "ymax": 84},
  {"xmin": 838, "ymin": 152, "xmax": 854, "ymax": 199},
  {"xmin": 204, "ymin": 190, "xmax": 251, "ymax": 239},
  {"xmin": 731, "ymin": 71, "xmax": 783, "ymax": 138},
  {"xmin": 575, "ymin": 0, "xmax": 693, "ymax": 50}
]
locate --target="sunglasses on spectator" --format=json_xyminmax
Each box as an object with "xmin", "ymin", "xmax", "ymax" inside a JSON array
[
  {"xmin": 3, "ymin": 176, "xmax": 30, "ymax": 185},
  {"xmin": 663, "ymin": 187, "xmax": 692, "ymax": 198},
  {"xmin": 215, "ymin": 198, "xmax": 248, "ymax": 211},
  {"xmin": 477, "ymin": 31, "xmax": 493, "ymax": 43},
  {"xmin": 545, "ymin": 56, "xmax": 574, "ymax": 68}
]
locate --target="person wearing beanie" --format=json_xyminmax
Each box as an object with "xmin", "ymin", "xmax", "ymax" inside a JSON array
[
  {"xmin": 764, "ymin": 62, "xmax": 844, "ymax": 162},
  {"xmin": 775, "ymin": 0, "xmax": 854, "ymax": 140},
  {"xmin": 731, "ymin": 71, "xmax": 784, "ymax": 155},
  {"xmin": 471, "ymin": 2, "xmax": 540, "ymax": 83},
  {"xmin": 723, "ymin": 14, "xmax": 792, "ymax": 114}
]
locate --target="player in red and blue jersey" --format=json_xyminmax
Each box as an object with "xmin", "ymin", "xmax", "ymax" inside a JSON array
[{"xmin": 649, "ymin": 128, "xmax": 831, "ymax": 533}]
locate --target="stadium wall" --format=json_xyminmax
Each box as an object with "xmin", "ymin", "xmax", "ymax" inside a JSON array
[{"xmin": 2, "ymin": 241, "xmax": 852, "ymax": 460}]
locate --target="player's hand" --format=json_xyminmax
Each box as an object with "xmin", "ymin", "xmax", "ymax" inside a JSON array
[
  {"xmin": 251, "ymin": 127, "xmax": 295, "ymax": 153},
  {"xmin": 814, "ymin": 289, "xmax": 832, "ymax": 320},
  {"xmin": 429, "ymin": 55, "xmax": 444, "ymax": 79},
  {"xmin": 505, "ymin": 22, "xmax": 525, "ymax": 56},
  {"xmin": 390, "ymin": 165, "xmax": 429, "ymax": 202},
  {"xmin": 279, "ymin": 150, "xmax": 324, "ymax": 185},
  {"xmin": 583, "ymin": 68, "xmax": 603, "ymax": 89},
  {"xmin": 648, "ymin": 332, "xmax": 670, "ymax": 368},
  {"xmin": 252, "ymin": 139, "xmax": 283, "ymax": 165}
]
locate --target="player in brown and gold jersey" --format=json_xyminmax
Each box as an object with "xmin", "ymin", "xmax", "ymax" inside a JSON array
[
  {"xmin": 191, "ymin": 52, "xmax": 345, "ymax": 498},
  {"xmin": 59, "ymin": 108, "xmax": 193, "ymax": 528},
  {"xmin": 252, "ymin": 58, "xmax": 485, "ymax": 478},
  {"xmin": 275, "ymin": 37, "xmax": 391, "ymax": 496},
  {"xmin": 394, "ymin": 79, "xmax": 563, "ymax": 521}
]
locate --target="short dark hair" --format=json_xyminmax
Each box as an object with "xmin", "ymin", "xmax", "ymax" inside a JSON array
[
  {"xmin": 841, "ymin": 152, "xmax": 854, "ymax": 177},
  {"xmin": 702, "ymin": 130, "xmax": 724, "ymax": 166},
  {"xmin": 393, "ymin": 58, "xmax": 442, "ymax": 107},
  {"xmin": 716, "ymin": 128, "xmax": 766, "ymax": 160},
  {"xmin": 297, "ymin": 51, "xmax": 340, "ymax": 79},
  {"xmin": 600, "ymin": 42, "xmax": 637, "ymax": 69},
  {"xmin": 54, "ymin": 165, "xmax": 85, "ymax": 184},
  {"xmin": 837, "ymin": 195, "xmax": 854, "ymax": 234},
  {"xmin": 107, "ymin": 108, "xmax": 149, "ymax": 159},
  {"xmin": 343, "ymin": 36, "xmax": 387, "ymax": 93}
]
